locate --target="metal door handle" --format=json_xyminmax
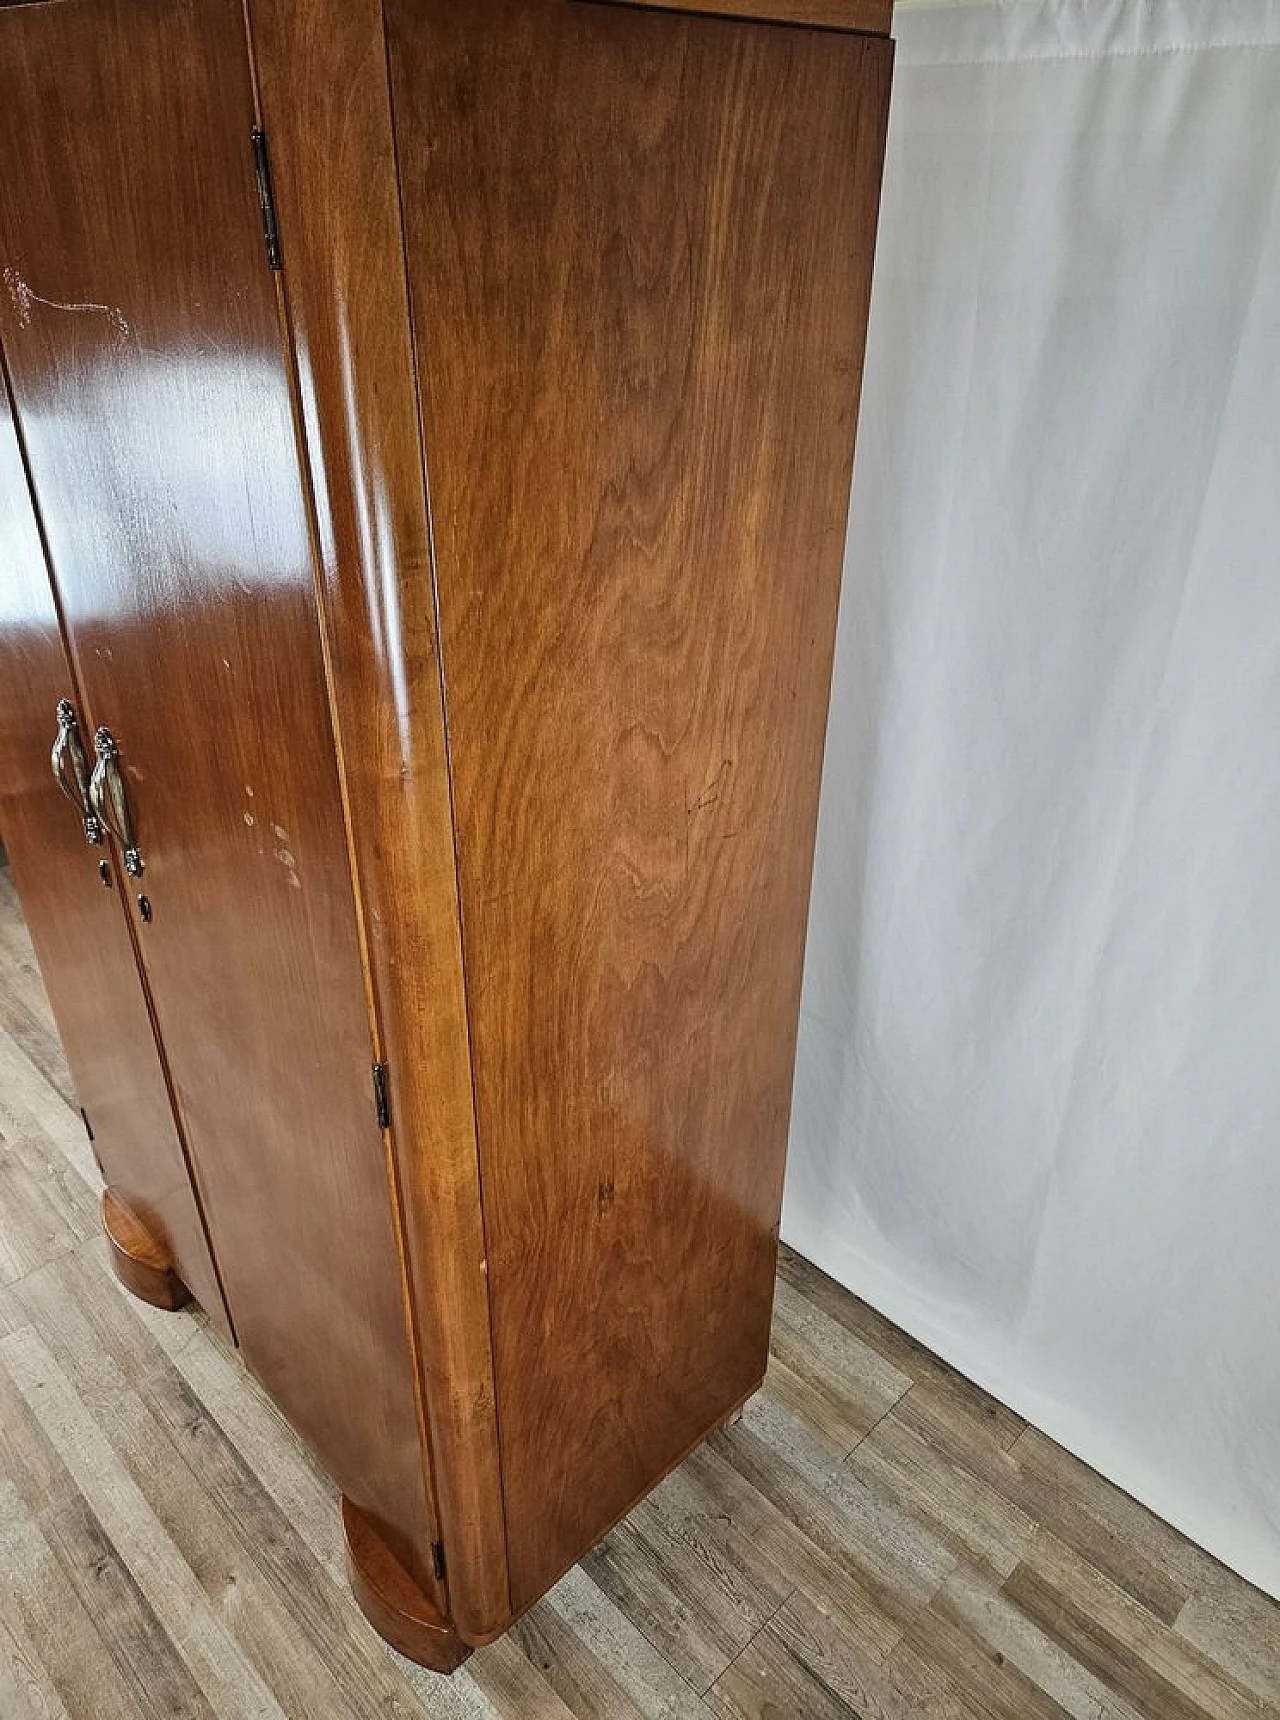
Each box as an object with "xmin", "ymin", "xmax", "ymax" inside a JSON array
[
  {"xmin": 89, "ymin": 727, "xmax": 145, "ymax": 877},
  {"xmin": 51, "ymin": 699, "xmax": 103, "ymax": 845}
]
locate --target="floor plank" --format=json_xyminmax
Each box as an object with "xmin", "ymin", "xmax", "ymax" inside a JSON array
[
  {"xmin": 937, "ymin": 1562, "xmax": 1151, "ymax": 1720},
  {"xmin": 849, "ymin": 1411, "xmax": 1037, "ymax": 1581},
  {"xmin": 897, "ymin": 1384, "xmax": 1197, "ymax": 1627},
  {"xmin": 0, "ymin": 1477, "xmax": 151, "ymax": 1720},
  {"xmin": 1008, "ymin": 1536, "xmax": 1266, "ymax": 1720},
  {"xmin": 707, "ymin": 1625, "xmax": 865, "ymax": 1720},
  {"xmin": 41, "ymin": 1494, "xmax": 219, "ymax": 1720},
  {"xmin": 1177, "ymin": 1573, "xmax": 1280, "ymax": 1712}
]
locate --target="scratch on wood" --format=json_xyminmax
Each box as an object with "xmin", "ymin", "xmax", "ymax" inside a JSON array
[
  {"xmin": 4, "ymin": 267, "xmax": 130, "ymax": 348},
  {"xmin": 686, "ymin": 758, "xmax": 733, "ymax": 820}
]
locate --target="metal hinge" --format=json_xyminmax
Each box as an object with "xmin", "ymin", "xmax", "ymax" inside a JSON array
[
  {"xmin": 372, "ymin": 1062, "xmax": 391, "ymax": 1131},
  {"xmin": 431, "ymin": 1541, "xmax": 446, "ymax": 1582},
  {"xmin": 251, "ymin": 129, "xmax": 282, "ymax": 271}
]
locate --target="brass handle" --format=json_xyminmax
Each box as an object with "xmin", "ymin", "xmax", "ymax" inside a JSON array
[
  {"xmin": 89, "ymin": 727, "xmax": 145, "ymax": 878},
  {"xmin": 51, "ymin": 699, "xmax": 104, "ymax": 845}
]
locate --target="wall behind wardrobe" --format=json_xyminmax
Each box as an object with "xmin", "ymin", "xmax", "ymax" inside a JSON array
[{"xmin": 786, "ymin": 0, "xmax": 1280, "ymax": 1599}]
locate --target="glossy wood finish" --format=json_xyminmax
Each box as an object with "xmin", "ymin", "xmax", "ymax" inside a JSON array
[
  {"xmin": 1, "ymin": 0, "xmax": 897, "ymax": 1661},
  {"xmin": 594, "ymin": 0, "xmax": 894, "ymax": 34},
  {"xmin": 341, "ymin": 1499, "xmax": 471, "ymax": 1673},
  {"xmin": 387, "ymin": 0, "xmax": 894, "ymax": 1614},
  {"xmin": 0, "ymin": 0, "xmax": 433, "ymax": 1592},
  {"xmin": 0, "ymin": 357, "xmax": 230, "ymax": 1336},
  {"xmin": 245, "ymin": 0, "xmax": 506, "ymax": 1642},
  {"xmin": 99, "ymin": 1189, "xmax": 190, "ymax": 1313}
]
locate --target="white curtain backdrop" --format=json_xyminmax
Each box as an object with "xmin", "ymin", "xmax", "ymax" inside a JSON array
[{"xmin": 785, "ymin": 0, "xmax": 1280, "ymax": 1600}]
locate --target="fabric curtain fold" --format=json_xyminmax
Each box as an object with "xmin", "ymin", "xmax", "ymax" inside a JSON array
[{"xmin": 786, "ymin": 0, "xmax": 1280, "ymax": 1599}]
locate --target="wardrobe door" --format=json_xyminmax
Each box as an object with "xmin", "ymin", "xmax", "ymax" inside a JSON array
[
  {"xmin": 0, "ymin": 0, "xmax": 435, "ymax": 1585},
  {"xmin": 0, "ymin": 362, "xmax": 230, "ymax": 1334}
]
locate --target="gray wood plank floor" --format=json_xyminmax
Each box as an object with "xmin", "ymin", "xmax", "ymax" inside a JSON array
[{"xmin": 1, "ymin": 863, "xmax": 1277, "ymax": 1719}]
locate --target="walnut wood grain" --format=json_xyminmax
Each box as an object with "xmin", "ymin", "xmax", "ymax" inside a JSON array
[
  {"xmin": 341, "ymin": 1499, "xmax": 472, "ymax": 1673},
  {"xmin": 0, "ymin": 0, "xmax": 433, "ymax": 1595},
  {"xmin": 589, "ymin": 0, "xmax": 894, "ymax": 34},
  {"xmin": 0, "ymin": 352, "xmax": 230, "ymax": 1336},
  {"xmin": 99, "ymin": 1189, "xmax": 190, "ymax": 1313},
  {"xmin": 386, "ymin": 0, "xmax": 894, "ymax": 1612},
  {"xmin": 245, "ymin": 0, "xmax": 508, "ymax": 1643}
]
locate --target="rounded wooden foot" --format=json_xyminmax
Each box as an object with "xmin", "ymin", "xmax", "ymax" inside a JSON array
[
  {"xmin": 101, "ymin": 1188, "xmax": 191, "ymax": 1311},
  {"xmin": 342, "ymin": 1499, "xmax": 472, "ymax": 1673}
]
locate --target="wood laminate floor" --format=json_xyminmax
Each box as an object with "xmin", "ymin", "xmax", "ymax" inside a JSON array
[{"xmin": 1, "ymin": 864, "xmax": 1277, "ymax": 1719}]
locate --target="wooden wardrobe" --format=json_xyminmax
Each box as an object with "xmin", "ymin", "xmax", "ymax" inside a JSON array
[{"xmin": 0, "ymin": 0, "xmax": 893, "ymax": 1670}]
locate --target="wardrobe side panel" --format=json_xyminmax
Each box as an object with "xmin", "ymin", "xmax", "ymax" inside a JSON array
[
  {"xmin": 386, "ymin": 0, "xmax": 893, "ymax": 1609},
  {"xmin": 0, "ymin": 362, "xmax": 230, "ymax": 1334},
  {"xmin": 247, "ymin": 0, "xmax": 509, "ymax": 1642}
]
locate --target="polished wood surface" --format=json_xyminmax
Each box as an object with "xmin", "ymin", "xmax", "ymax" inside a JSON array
[
  {"xmin": 1, "ymin": 0, "xmax": 898, "ymax": 1659},
  {"xmin": 0, "ymin": 357, "xmax": 229, "ymax": 1336},
  {"xmin": 0, "ymin": 0, "xmax": 432, "ymax": 1591},
  {"xmin": 99, "ymin": 1189, "xmax": 191, "ymax": 1313},
  {"xmin": 4, "ymin": 890, "xmax": 1278, "ymax": 1719},
  {"xmin": 246, "ymin": 0, "xmax": 506, "ymax": 1641},
  {"xmin": 593, "ymin": 0, "xmax": 894, "ymax": 34},
  {"xmin": 387, "ymin": 0, "xmax": 894, "ymax": 1613},
  {"xmin": 341, "ymin": 1499, "xmax": 471, "ymax": 1674}
]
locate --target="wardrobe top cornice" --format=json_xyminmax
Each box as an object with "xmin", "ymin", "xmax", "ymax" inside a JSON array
[{"xmin": 586, "ymin": 0, "xmax": 893, "ymax": 38}]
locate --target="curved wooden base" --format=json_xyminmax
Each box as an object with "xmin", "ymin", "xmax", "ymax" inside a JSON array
[
  {"xmin": 342, "ymin": 1499, "xmax": 472, "ymax": 1673},
  {"xmin": 101, "ymin": 1188, "xmax": 192, "ymax": 1312}
]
